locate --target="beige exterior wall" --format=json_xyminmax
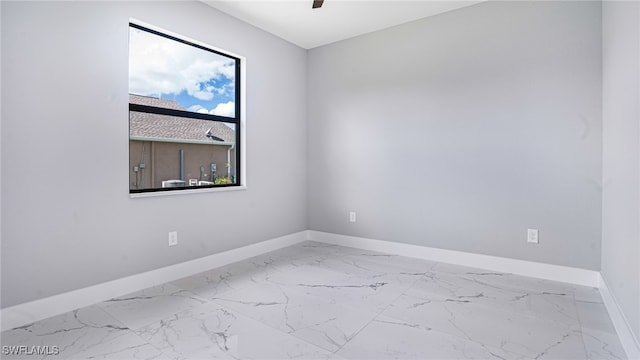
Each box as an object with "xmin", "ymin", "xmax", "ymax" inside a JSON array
[{"xmin": 130, "ymin": 140, "xmax": 236, "ymax": 190}]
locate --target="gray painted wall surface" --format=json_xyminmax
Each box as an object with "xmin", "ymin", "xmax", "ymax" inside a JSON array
[
  {"xmin": 1, "ymin": 1, "xmax": 308, "ymax": 307},
  {"xmin": 307, "ymin": 1, "xmax": 602, "ymax": 270},
  {"xmin": 602, "ymin": 0, "xmax": 640, "ymax": 342}
]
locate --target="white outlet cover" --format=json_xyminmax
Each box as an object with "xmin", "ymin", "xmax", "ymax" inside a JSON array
[
  {"xmin": 349, "ymin": 211, "xmax": 356, "ymax": 223},
  {"xmin": 527, "ymin": 229, "xmax": 539, "ymax": 244},
  {"xmin": 168, "ymin": 231, "xmax": 178, "ymax": 246}
]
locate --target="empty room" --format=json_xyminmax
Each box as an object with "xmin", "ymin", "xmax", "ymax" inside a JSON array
[{"xmin": 1, "ymin": 0, "xmax": 639, "ymax": 359}]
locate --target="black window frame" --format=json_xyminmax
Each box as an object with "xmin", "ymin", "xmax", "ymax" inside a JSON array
[{"xmin": 128, "ymin": 22, "xmax": 242, "ymax": 194}]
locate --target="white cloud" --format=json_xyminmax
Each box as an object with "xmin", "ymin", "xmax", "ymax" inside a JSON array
[
  {"xmin": 129, "ymin": 28, "xmax": 235, "ymax": 101},
  {"xmin": 187, "ymin": 102, "xmax": 235, "ymax": 117},
  {"xmin": 187, "ymin": 104, "xmax": 210, "ymax": 114},
  {"xmin": 209, "ymin": 101, "xmax": 235, "ymax": 117}
]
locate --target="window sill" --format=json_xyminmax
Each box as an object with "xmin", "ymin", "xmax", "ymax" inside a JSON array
[{"xmin": 130, "ymin": 185, "xmax": 247, "ymax": 199}]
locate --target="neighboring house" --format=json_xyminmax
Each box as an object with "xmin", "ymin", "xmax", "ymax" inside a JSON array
[{"xmin": 129, "ymin": 94, "xmax": 236, "ymax": 189}]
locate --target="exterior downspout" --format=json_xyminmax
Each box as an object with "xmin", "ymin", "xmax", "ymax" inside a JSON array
[
  {"xmin": 227, "ymin": 144, "xmax": 235, "ymax": 178},
  {"xmin": 179, "ymin": 148, "xmax": 184, "ymax": 181},
  {"xmin": 150, "ymin": 141, "xmax": 156, "ymax": 188}
]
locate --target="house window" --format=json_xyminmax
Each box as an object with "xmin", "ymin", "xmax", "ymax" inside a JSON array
[{"xmin": 128, "ymin": 22, "xmax": 242, "ymax": 194}]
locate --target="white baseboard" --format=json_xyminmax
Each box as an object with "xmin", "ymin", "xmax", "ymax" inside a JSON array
[
  {"xmin": 599, "ymin": 274, "xmax": 640, "ymax": 360},
  {"xmin": 308, "ymin": 231, "xmax": 600, "ymax": 287},
  {"xmin": 1, "ymin": 231, "xmax": 307, "ymax": 332}
]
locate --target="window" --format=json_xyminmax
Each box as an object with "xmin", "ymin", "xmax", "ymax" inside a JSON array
[{"xmin": 128, "ymin": 22, "xmax": 242, "ymax": 194}]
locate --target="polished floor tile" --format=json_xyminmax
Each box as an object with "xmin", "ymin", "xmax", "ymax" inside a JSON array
[
  {"xmin": 1, "ymin": 241, "xmax": 628, "ymax": 359},
  {"xmin": 336, "ymin": 315, "xmax": 523, "ymax": 360},
  {"xmin": 265, "ymin": 264, "xmax": 417, "ymax": 314},
  {"xmin": 97, "ymin": 283, "xmax": 208, "ymax": 330},
  {"xmin": 575, "ymin": 286, "xmax": 627, "ymax": 360},
  {"xmin": 135, "ymin": 302, "xmax": 333, "ymax": 360},
  {"xmin": 382, "ymin": 293, "xmax": 586, "ymax": 359},
  {"xmin": 70, "ymin": 331, "xmax": 170, "ymax": 360},
  {"xmin": 169, "ymin": 259, "xmax": 277, "ymax": 300},
  {"xmin": 406, "ymin": 269, "xmax": 581, "ymax": 325},
  {"xmin": 211, "ymin": 281, "xmax": 374, "ymax": 352},
  {"xmin": 1, "ymin": 305, "xmax": 132, "ymax": 359}
]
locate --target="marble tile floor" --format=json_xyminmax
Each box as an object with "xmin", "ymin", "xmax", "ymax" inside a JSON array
[{"xmin": 1, "ymin": 241, "xmax": 627, "ymax": 360}]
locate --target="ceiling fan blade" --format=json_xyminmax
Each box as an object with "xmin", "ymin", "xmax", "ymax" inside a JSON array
[{"xmin": 312, "ymin": 0, "xmax": 324, "ymax": 9}]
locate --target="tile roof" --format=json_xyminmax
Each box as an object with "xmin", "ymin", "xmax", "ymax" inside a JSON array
[
  {"xmin": 129, "ymin": 94, "xmax": 235, "ymax": 143},
  {"xmin": 129, "ymin": 94, "xmax": 186, "ymax": 110}
]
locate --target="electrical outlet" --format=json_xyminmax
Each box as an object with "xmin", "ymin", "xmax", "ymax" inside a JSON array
[
  {"xmin": 168, "ymin": 231, "xmax": 178, "ymax": 246},
  {"xmin": 349, "ymin": 211, "xmax": 357, "ymax": 223},
  {"xmin": 527, "ymin": 229, "xmax": 539, "ymax": 244}
]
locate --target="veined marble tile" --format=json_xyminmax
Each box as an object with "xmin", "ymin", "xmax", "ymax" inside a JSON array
[
  {"xmin": 68, "ymin": 331, "xmax": 169, "ymax": 359},
  {"xmin": 308, "ymin": 252, "xmax": 435, "ymax": 279},
  {"xmin": 433, "ymin": 263, "xmax": 575, "ymax": 295},
  {"xmin": 0, "ymin": 305, "xmax": 131, "ymax": 359},
  {"xmin": 341, "ymin": 250, "xmax": 438, "ymax": 274},
  {"xmin": 1, "ymin": 243, "xmax": 627, "ymax": 360},
  {"xmin": 575, "ymin": 297, "xmax": 627, "ymax": 359},
  {"xmin": 266, "ymin": 264, "xmax": 418, "ymax": 313},
  {"xmin": 337, "ymin": 315, "xmax": 528, "ymax": 360},
  {"xmin": 573, "ymin": 285, "xmax": 603, "ymax": 303},
  {"xmin": 294, "ymin": 241, "xmax": 438, "ymax": 272},
  {"xmin": 210, "ymin": 281, "xmax": 376, "ymax": 352},
  {"xmin": 580, "ymin": 327, "xmax": 627, "ymax": 360},
  {"xmin": 136, "ymin": 302, "xmax": 333, "ymax": 360},
  {"xmin": 382, "ymin": 293, "xmax": 587, "ymax": 359},
  {"xmin": 290, "ymin": 241, "xmax": 364, "ymax": 257},
  {"xmin": 576, "ymin": 300, "xmax": 618, "ymax": 334},
  {"xmin": 249, "ymin": 241, "xmax": 390, "ymax": 273},
  {"xmin": 234, "ymin": 245, "xmax": 339, "ymax": 277},
  {"xmin": 407, "ymin": 271, "xmax": 580, "ymax": 325},
  {"xmin": 171, "ymin": 258, "xmax": 281, "ymax": 300},
  {"xmin": 97, "ymin": 283, "xmax": 208, "ymax": 330}
]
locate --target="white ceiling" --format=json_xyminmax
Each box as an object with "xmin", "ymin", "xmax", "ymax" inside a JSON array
[{"xmin": 202, "ymin": 0, "xmax": 483, "ymax": 49}]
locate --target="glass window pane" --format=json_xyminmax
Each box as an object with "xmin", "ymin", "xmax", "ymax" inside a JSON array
[
  {"xmin": 129, "ymin": 26, "xmax": 236, "ymax": 118},
  {"xmin": 129, "ymin": 111, "xmax": 236, "ymax": 191}
]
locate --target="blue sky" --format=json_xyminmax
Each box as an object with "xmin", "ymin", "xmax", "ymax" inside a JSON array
[{"xmin": 129, "ymin": 27, "xmax": 236, "ymax": 117}]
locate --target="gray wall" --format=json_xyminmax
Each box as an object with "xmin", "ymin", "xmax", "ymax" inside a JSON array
[
  {"xmin": 307, "ymin": 1, "xmax": 603, "ymax": 270},
  {"xmin": 1, "ymin": 1, "xmax": 308, "ymax": 308},
  {"xmin": 602, "ymin": 1, "xmax": 640, "ymax": 342}
]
